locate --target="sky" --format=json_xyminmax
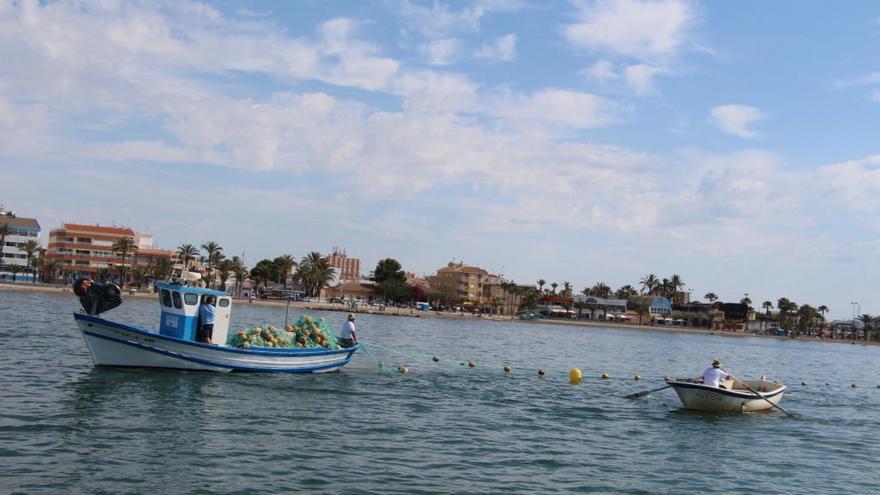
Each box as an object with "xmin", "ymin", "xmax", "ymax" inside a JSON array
[{"xmin": 1, "ymin": 0, "xmax": 879, "ymax": 319}]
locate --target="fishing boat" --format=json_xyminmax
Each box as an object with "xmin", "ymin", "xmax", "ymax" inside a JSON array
[
  {"xmin": 72, "ymin": 279, "xmax": 359, "ymax": 373},
  {"xmin": 666, "ymin": 378, "xmax": 787, "ymax": 412}
]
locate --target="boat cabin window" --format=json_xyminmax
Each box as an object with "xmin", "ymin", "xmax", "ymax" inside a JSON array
[
  {"xmin": 172, "ymin": 291, "xmax": 183, "ymax": 309},
  {"xmin": 184, "ymin": 293, "xmax": 199, "ymax": 305},
  {"xmin": 161, "ymin": 289, "xmax": 173, "ymax": 308},
  {"xmin": 218, "ymin": 298, "xmax": 230, "ymax": 308}
]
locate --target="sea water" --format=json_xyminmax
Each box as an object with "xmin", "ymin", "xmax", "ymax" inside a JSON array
[{"xmin": 2, "ymin": 290, "xmax": 879, "ymax": 494}]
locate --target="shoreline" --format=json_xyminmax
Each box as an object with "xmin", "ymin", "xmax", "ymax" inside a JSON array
[{"xmin": 2, "ymin": 281, "xmax": 872, "ymax": 347}]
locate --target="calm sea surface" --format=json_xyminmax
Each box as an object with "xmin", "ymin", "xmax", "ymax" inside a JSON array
[{"xmin": 2, "ymin": 290, "xmax": 880, "ymax": 494}]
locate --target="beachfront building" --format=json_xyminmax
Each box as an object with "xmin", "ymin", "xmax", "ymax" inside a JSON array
[
  {"xmin": 481, "ymin": 274, "xmax": 507, "ymax": 312},
  {"xmin": 0, "ymin": 209, "xmax": 41, "ymax": 282},
  {"xmin": 132, "ymin": 232, "xmax": 178, "ymax": 281},
  {"xmin": 627, "ymin": 296, "xmax": 673, "ymax": 321},
  {"xmin": 324, "ymin": 248, "xmax": 361, "ymax": 282},
  {"xmin": 536, "ymin": 296, "xmax": 576, "ymax": 318},
  {"xmin": 574, "ymin": 295, "xmax": 628, "ymax": 321},
  {"xmin": 45, "ymin": 224, "xmax": 135, "ymax": 282},
  {"xmin": 428, "ymin": 262, "xmax": 490, "ymax": 306}
]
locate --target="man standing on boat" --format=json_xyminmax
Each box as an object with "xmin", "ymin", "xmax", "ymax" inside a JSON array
[
  {"xmin": 702, "ymin": 359, "xmax": 732, "ymax": 389},
  {"xmin": 198, "ymin": 296, "xmax": 216, "ymax": 344},
  {"xmin": 339, "ymin": 313, "xmax": 357, "ymax": 348}
]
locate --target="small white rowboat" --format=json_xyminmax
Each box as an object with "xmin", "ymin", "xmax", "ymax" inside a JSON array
[{"xmin": 667, "ymin": 378, "xmax": 787, "ymax": 412}]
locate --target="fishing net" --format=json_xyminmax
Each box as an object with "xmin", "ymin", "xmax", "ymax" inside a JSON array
[{"xmin": 226, "ymin": 315, "xmax": 338, "ymax": 350}]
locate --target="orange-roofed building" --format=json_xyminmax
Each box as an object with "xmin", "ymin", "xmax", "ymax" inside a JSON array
[{"xmin": 428, "ymin": 262, "xmax": 490, "ymax": 306}]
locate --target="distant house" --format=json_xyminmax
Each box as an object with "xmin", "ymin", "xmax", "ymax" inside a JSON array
[
  {"xmin": 428, "ymin": 262, "xmax": 490, "ymax": 306},
  {"xmin": 574, "ymin": 295, "xmax": 628, "ymax": 320},
  {"xmin": 628, "ymin": 296, "xmax": 673, "ymax": 319}
]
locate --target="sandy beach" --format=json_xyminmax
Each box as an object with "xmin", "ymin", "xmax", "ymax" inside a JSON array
[{"xmin": 1, "ymin": 281, "xmax": 867, "ymax": 346}]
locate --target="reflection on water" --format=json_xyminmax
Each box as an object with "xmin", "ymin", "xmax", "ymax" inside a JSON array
[{"xmin": 2, "ymin": 290, "xmax": 879, "ymax": 494}]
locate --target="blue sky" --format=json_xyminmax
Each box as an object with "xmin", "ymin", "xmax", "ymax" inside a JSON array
[{"xmin": 2, "ymin": 0, "xmax": 879, "ymax": 319}]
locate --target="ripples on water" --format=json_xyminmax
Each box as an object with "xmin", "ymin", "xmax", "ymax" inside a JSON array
[{"xmin": 2, "ymin": 290, "xmax": 879, "ymax": 494}]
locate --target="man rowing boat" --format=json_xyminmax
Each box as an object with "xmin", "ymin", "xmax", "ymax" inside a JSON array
[{"xmin": 702, "ymin": 359, "xmax": 732, "ymax": 389}]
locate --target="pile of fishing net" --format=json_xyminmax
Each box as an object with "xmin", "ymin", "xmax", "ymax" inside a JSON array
[{"xmin": 226, "ymin": 315, "xmax": 339, "ymax": 350}]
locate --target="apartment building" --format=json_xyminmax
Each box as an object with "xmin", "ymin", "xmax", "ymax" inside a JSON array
[
  {"xmin": 0, "ymin": 209, "xmax": 41, "ymax": 281},
  {"xmin": 429, "ymin": 262, "xmax": 490, "ymax": 305},
  {"xmin": 324, "ymin": 247, "xmax": 361, "ymax": 281},
  {"xmin": 45, "ymin": 224, "xmax": 137, "ymax": 280}
]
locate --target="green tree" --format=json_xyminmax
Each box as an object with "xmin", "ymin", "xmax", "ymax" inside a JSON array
[
  {"xmin": 373, "ymin": 258, "xmax": 409, "ymax": 303},
  {"xmin": 200, "ymin": 241, "xmax": 223, "ymax": 288},
  {"xmin": 112, "ymin": 237, "xmax": 138, "ymax": 287},
  {"xmin": 273, "ymin": 254, "xmax": 296, "ymax": 289},
  {"xmin": 295, "ymin": 252, "xmax": 333, "ymax": 297},
  {"xmin": 9, "ymin": 264, "xmax": 21, "ymax": 282},
  {"xmin": 562, "ymin": 281, "xmax": 573, "ymax": 297},
  {"xmin": 250, "ymin": 259, "xmax": 279, "ymax": 293},
  {"xmin": 21, "ymin": 239, "xmax": 40, "ymax": 283},
  {"xmin": 537, "ymin": 279, "xmax": 546, "ymax": 293},
  {"xmin": 177, "ymin": 244, "xmax": 200, "ymax": 272},
  {"xmin": 217, "ymin": 259, "xmax": 235, "ymax": 291},
  {"xmin": 668, "ymin": 274, "xmax": 685, "ymax": 301},
  {"xmin": 229, "ymin": 256, "xmax": 248, "ymax": 296},
  {"xmin": 615, "ymin": 284, "xmax": 638, "ymax": 299},
  {"xmin": 859, "ymin": 314, "xmax": 873, "ymax": 341},
  {"xmin": 640, "ymin": 274, "xmax": 659, "ymax": 294},
  {"xmin": 762, "ymin": 301, "xmax": 773, "ymax": 315},
  {"xmin": 150, "ymin": 256, "xmax": 173, "ymax": 284},
  {"xmin": 704, "ymin": 292, "xmax": 718, "ymax": 304},
  {"xmin": 550, "ymin": 282, "xmax": 558, "ymax": 295}
]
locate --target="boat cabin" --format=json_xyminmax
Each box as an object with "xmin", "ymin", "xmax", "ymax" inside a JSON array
[{"xmin": 155, "ymin": 282, "xmax": 232, "ymax": 345}]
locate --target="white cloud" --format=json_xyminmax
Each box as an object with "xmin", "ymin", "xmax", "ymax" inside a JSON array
[
  {"xmin": 482, "ymin": 88, "xmax": 625, "ymax": 129},
  {"xmin": 395, "ymin": 1, "xmax": 486, "ymax": 36},
  {"xmin": 582, "ymin": 59, "xmax": 617, "ymax": 83},
  {"xmin": 418, "ymin": 38, "xmax": 462, "ymax": 66},
  {"xmin": 710, "ymin": 104, "xmax": 766, "ymax": 138},
  {"xmin": 564, "ymin": 0, "xmax": 696, "ymax": 60},
  {"xmin": 623, "ymin": 64, "xmax": 667, "ymax": 95},
  {"xmin": 474, "ymin": 33, "xmax": 517, "ymax": 61}
]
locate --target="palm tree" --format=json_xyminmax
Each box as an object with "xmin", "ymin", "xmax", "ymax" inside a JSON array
[
  {"xmin": 562, "ymin": 281, "xmax": 572, "ymax": 297},
  {"xmin": 704, "ymin": 292, "xmax": 718, "ymax": 304},
  {"xmin": 296, "ymin": 252, "xmax": 334, "ymax": 297},
  {"xmin": 537, "ymin": 279, "xmax": 546, "ymax": 293},
  {"xmin": 615, "ymin": 284, "xmax": 637, "ymax": 299},
  {"xmin": 40, "ymin": 258, "xmax": 58, "ymax": 283},
  {"xmin": 591, "ymin": 281, "xmax": 611, "ymax": 298},
  {"xmin": 668, "ymin": 274, "xmax": 685, "ymax": 302},
  {"xmin": 859, "ymin": 314, "xmax": 873, "ymax": 341},
  {"xmin": 817, "ymin": 305, "xmax": 829, "ymax": 320},
  {"xmin": 550, "ymin": 282, "xmax": 558, "ymax": 295},
  {"xmin": 230, "ymin": 256, "xmax": 248, "ymax": 296},
  {"xmin": 274, "ymin": 254, "xmax": 296, "ymax": 289},
  {"xmin": 762, "ymin": 301, "xmax": 773, "ymax": 315},
  {"xmin": 200, "ymin": 241, "xmax": 223, "ymax": 288},
  {"xmin": 9, "ymin": 264, "xmax": 21, "ymax": 282},
  {"xmin": 111, "ymin": 237, "xmax": 138, "ymax": 287},
  {"xmin": 21, "ymin": 239, "xmax": 40, "ymax": 283},
  {"xmin": 640, "ymin": 274, "xmax": 658, "ymax": 294},
  {"xmin": 150, "ymin": 256, "xmax": 173, "ymax": 284},
  {"xmin": 177, "ymin": 244, "xmax": 200, "ymax": 272}
]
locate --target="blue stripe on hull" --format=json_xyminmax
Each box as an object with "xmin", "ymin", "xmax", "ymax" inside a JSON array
[
  {"xmin": 667, "ymin": 381, "xmax": 785, "ymax": 399},
  {"xmin": 81, "ymin": 329, "xmax": 354, "ymax": 373},
  {"xmin": 74, "ymin": 312, "xmax": 360, "ymax": 357}
]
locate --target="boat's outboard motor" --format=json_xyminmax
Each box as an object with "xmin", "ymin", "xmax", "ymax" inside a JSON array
[{"xmin": 73, "ymin": 278, "xmax": 122, "ymax": 315}]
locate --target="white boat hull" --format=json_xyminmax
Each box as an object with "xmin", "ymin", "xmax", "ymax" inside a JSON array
[
  {"xmin": 668, "ymin": 379, "xmax": 787, "ymax": 412},
  {"xmin": 75, "ymin": 313, "xmax": 358, "ymax": 373}
]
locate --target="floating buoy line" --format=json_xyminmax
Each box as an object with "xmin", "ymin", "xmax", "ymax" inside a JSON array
[{"xmin": 360, "ymin": 342, "xmax": 880, "ymax": 390}]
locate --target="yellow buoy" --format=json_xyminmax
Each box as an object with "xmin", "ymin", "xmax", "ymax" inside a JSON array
[
  {"xmin": 601, "ymin": 373, "xmax": 609, "ymax": 380},
  {"xmin": 467, "ymin": 361, "xmax": 476, "ymax": 368},
  {"xmin": 569, "ymin": 368, "xmax": 583, "ymax": 384},
  {"xmin": 398, "ymin": 365, "xmax": 409, "ymax": 374},
  {"xmin": 634, "ymin": 375, "xmax": 641, "ymax": 381},
  {"xmin": 503, "ymin": 366, "xmax": 512, "ymax": 372}
]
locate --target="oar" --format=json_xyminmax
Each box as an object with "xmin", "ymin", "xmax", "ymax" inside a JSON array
[
  {"xmin": 727, "ymin": 372, "xmax": 796, "ymax": 417},
  {"xmin": 624, "ymin": 384, "xmax": 671, "ymax": 399}
]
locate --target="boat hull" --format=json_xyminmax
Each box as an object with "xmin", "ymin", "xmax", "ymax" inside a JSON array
[
  {"xmin": 668, "ymin": 380, "xmax": 786, "ymax": 412},
  {"xmin": 75, "ymin": 313, "xmax": 358, "ymax": 373}
]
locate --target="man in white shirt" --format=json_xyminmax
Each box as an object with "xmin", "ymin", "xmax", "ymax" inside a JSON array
[
  {"xmin": 703, "ymin": 359, "xmax": 732, "ymax": 388},
  {"xmin": 339, "ymin": 313, "xmax": 357, "ymax": 348}
]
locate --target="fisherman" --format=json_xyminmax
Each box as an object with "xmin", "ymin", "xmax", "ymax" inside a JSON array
[
  {"xmin": 339, "ymin": 313, "xmax": 358, "ymax": 348},
  {"xmin": 198, "ymin": 296, "xmax": 216, "ymax": 344},
  {"xmin": 702, "ymin": 359, "xmax": 732, "ymax": 389}
]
